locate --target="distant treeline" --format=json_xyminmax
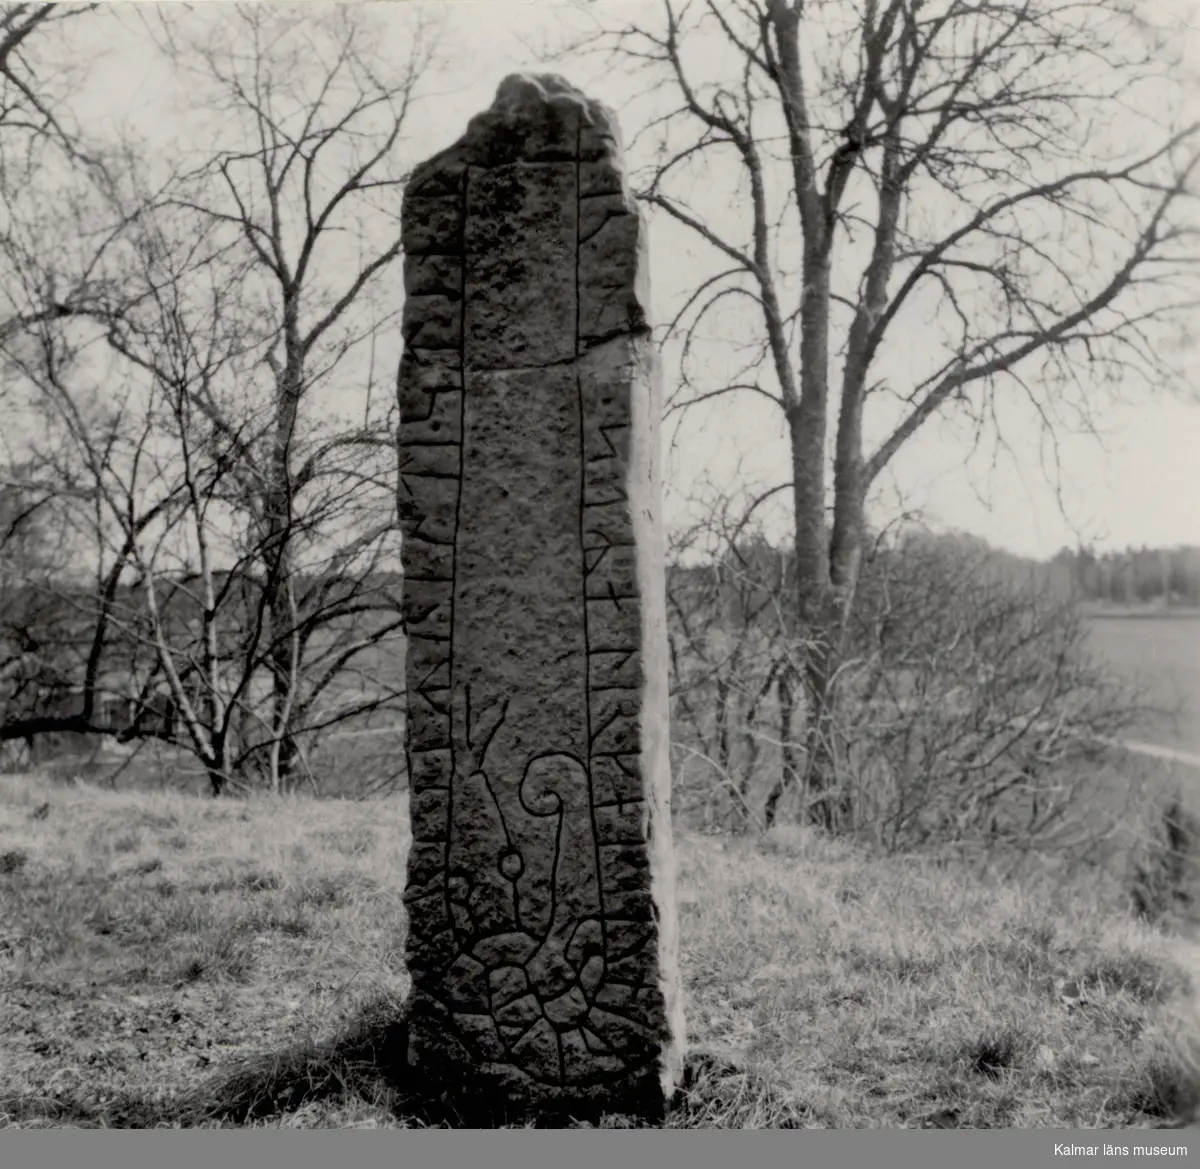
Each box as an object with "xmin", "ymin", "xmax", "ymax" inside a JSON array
[
  {"xmin": 886, "ymin": 534, "xmax": 1200, "ymax": 608},
  {"xmin": 1048, "ymin": 545, "xmax": 1200, "ymax": 608},
  {"xmin": 668, "ymin": 528, "xmax": 1200, "ymax": 613}
]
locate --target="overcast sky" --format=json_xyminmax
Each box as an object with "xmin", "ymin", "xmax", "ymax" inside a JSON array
[{"xmin": 71, "ymin": 0, "xmax": 1200, "ymax": 560}]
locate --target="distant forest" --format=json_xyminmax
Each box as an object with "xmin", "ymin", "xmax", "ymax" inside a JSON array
[
  {"xmin": 1047, "ymin": 545, "xmax": 1200, "ymax": 608},
  {"xmin": 847, "ymin": 531, "xmax": 1200, "ymax": 610}
]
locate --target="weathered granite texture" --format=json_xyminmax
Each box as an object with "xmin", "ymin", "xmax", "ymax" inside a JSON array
[{"xmin": 396, "ymin": 73, "xmax": 683, "ymax": 1121}]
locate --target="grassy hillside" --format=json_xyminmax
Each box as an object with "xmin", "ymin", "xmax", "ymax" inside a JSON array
[{"xmin": 1, "ymin": 773, "xmax": 1199, "ymax": 1129}]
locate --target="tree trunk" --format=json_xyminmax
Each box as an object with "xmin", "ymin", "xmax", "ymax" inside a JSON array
[
  {"xmin": 206, "ymin": 733, "xmax": 231, "ymax": 798},
  {"xmin": 264, "ymin": 348, "xmax": 302, "ymax": 794},
  {"xmin": 800, "ymin": 639, "xmax": 852, "ymax": 832},
  {"xmin": 267, "ymin": 577, "xmax": 301, "ymax": 795},
  {"xmin": 764, "ymin": 661, "xmax": 798, "ymax": 831},
  {"xmin": 786, "ymin": 246, "xmax": 843, "ymax": 830},
  {"xmin": 208, "ymin": 767, "xmax": 226, "ymax": 798}
]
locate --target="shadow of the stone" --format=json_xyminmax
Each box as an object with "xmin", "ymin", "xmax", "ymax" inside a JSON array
[{"xmin": 6, "ymin": 999, "xmax": 764, "ymax": 1129}]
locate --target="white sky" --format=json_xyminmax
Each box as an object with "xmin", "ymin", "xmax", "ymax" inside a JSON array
[{"xmin": 66, "ymin": 0, "xmax": 1200, "ymax": 560}]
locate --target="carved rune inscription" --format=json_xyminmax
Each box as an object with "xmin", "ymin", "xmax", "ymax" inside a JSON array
[{"xmin": 396, "ymin": 74, "xmax": 683, "ymax": 1116}]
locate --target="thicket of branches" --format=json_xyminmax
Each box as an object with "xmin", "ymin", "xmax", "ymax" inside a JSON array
[
  {"xmin": 666, "ymin": 504, "xmax": 1161, "ymax": 854},
  {"xmin": 0, "ymin": 3, "xmax": 436, "ymax": 795}
]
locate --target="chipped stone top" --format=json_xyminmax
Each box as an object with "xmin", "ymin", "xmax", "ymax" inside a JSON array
[
  {"xmin": 405, "ymin": 72, "xmax": 626, "ymax": 201},
  {"xmin": 490, "ymin": 73, "xmax": 617, "ymax": 136},
  {"xmin": 400, "ymin": 71, "xmax": 648, "ymax": 354}
]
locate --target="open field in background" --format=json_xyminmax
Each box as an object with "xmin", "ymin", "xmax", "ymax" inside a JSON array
[
  {"xmin": 1, "ymin": 771, "xmax": 1200, "ymax": 1129},
  {"xmin": 1085, "ymin": 616, "xmax": 1200, "ymax": 757}
]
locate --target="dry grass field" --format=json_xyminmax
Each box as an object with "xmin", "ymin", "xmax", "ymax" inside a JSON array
[{"xmin": 2, "ymin": 769, "xmax": 1200, "ymax": 1129}]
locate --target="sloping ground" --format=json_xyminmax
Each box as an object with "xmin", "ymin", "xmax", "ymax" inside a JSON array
[{"xmin": 0, "ymin": 773, "xmax": 1197, "ymax": 1128}]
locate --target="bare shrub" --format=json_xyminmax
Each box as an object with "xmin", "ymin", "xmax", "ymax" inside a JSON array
[
  {"xmin": 666, "ymin": 515, "xmax": 1160, "ymax": 856},
  {"xmin": 665, "ymin": 492, "xmax": 798, "ymax": 834},
  {"xmin": 832, "ymin": 531, "xmax": 1161, "ymax": 853}
]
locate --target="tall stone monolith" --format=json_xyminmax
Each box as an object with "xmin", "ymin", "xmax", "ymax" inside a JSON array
[{"xmin": 396, "ymin": 74, "xmax": 684, "ymax": 1121}]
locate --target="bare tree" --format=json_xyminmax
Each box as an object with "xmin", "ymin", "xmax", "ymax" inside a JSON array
[
  {"xmin": 0, "ymin": 4, "xmax": 94, "ymax": 148},
  {"xmin": 0, "ymin": 4, "xmax": 145, "ymax": 765},
  {"xmin": 0, "ymin": 3, "xmax": 121, "ymax": 346},
  {"xmin": 0, "ymin": 5, "xmax": 434, "ymax": 794},
  {"xmin": 1, "ymin": 162, "xmax": 414, "ymax": 796},
  {"xmin": 127, "ymin": 3, "xmax": 436, "ymax": 791},
  {"xmin": 578, "ymin": 0, "xmax": 1200, "ymax": 830}
]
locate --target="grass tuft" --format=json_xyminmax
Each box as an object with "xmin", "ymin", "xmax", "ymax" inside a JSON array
[
  {"xmin": 0, "ymin": 849, "xmax": 28, "ymax": 874},
  {"xmin": 965, "ymin": 1028, "xmax": 1024, "ymax": 1080}
]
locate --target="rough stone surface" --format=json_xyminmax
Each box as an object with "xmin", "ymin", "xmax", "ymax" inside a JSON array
[{"xmin": 396, "ymin": 73, "xmax": 683, "ymax": 1121}]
